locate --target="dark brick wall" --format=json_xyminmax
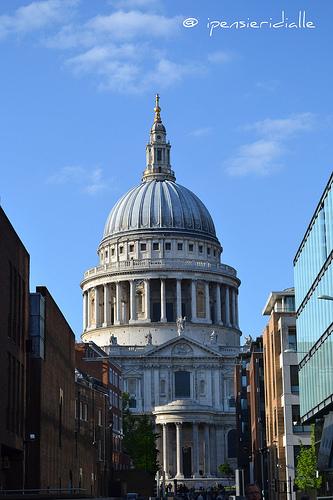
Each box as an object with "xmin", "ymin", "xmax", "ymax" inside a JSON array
[
  {"xmin": 26, "ymin": 286, "xmax": 75, "ymax": 491},
  {"xmin": 0, "ymin": 207, "xmax": 29, "ymax": 490}
]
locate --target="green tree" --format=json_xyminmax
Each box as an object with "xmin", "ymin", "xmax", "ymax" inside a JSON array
[
  {"xmin": 218, "ymin": 463, "xmax": 234, "ymax": 486},
  {"xmin": 295, "ymin": 425, "xmax": 322, "ymax": 492},
  {"xmin": 122, "ymin": 393, "xmax": 159, "ymax": 475}
]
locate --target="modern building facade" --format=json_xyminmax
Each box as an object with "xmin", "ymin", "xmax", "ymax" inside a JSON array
[
  {"xmin": 294, "ymin": 172, "xmax": 333, "ymax": 479},
  {"xmin": 263, "ymin": 289, "xmax": 310, "ymax": 500},
  {"xmin": 0, "ymin": 207, "xmax": 30, "ymax": 491},
  {"xmin": 81, "ymin": 96, "xmax": 241, "ymax": 485}
]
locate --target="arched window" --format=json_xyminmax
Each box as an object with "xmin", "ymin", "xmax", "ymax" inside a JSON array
[
  {"xmin": 227, "ymin": 429, "xmax": 237, "ymax": 458},
  {"xmin": 175, "ymin": 371, "xmax": 191, "ymax": 398}
]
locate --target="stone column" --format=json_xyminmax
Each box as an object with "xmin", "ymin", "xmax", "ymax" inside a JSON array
[
  {"xmin": 235, "ymin": 289, "xmax": 239, "ymax": 328},
  {"xmin": 225, "ymin": 286, "xmax": 231, "ymax": 327},
  {"xmin": 94, "ymin": 286, "xmax": 99, "ymax": 327},
  {"xmin": 205, "ymin": 281, "xmax": 211, "ymax": 322},
  {"xmin": 103, "ymin": 284, "xmax": 110, "ymax": 327},
  {"xmin": 83, "ymin": 291, "xmax": 88, "ymax": 330},
  {"xmin": 210, "ymin": 425, "xmax": 217, "ymax": 476},
  {"xmin": 204, "ymin": 424, "xmax": 211, "ymax": 476},
  {"xmin": 215, "ymin": 284, "xmax": 222, "ymax": 324},
  {"xmin": 130, "ymin": 280, "xmax": 136, "ymax": 322},
  {"xmin": 162, "ymin": 423, "xmax": 169, "ymax": 478},
  {"xmin": 175, "ymin": 422, "xmax": 184, "ymax": 478},
  {"xmin": 160, "ymin": 279, "xmax": 167, "ymax": 323},
  {"xmin": 216, "ymin": 426, "xmax": 225, "ymax": 474},
  {"xmin": 231, "ymin": 288, "xmax": 236, "ymax": 328},
  {"xmin": 176, "ymin": 279, "xmax": 182, "ymax": 318},
  {"xmin": 87, "ymin": 290, "xmax": 91, "ymax": 328},
  {"xmin": 191, "ymin": 280, "xmax": 197, "ymax": 322},
  {"xmin": 144, "ymin": 279, "xmax": 151, "ymax": 322},
  {"xmin": 192, "ymin": 423, "xmax": 200, "ymax": 477},
  {"xmin": 115, "ymin": 282, "xmax": 121, "ymax": 325}
]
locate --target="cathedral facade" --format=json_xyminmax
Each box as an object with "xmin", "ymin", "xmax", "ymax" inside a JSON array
[{"xmin": 81, "ymin": 97, "xmax": 241, "ymax": 484}]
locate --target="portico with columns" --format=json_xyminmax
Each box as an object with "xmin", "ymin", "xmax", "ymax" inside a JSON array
[{"xmin": 81, "ymin": 95, "xmax": 240, "ymax": 486}]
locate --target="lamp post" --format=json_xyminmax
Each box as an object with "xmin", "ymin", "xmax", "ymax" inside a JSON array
[{"xmin": 318, "ymin": 295, "xmax": 333, "ymax": 301}]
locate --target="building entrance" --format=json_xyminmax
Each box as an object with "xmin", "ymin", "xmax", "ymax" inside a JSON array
[{"xmin": 183, "ymin": 447, "xmax": 192, "ymax": 478}]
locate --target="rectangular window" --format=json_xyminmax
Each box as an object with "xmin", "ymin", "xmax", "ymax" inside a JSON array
[
  {"xmin": 292, "ymin": 404, "xmax": 300, "ymax": 425},
  {"xmin": 165, "ymin": 242, "xmax": 171, "ymax": 251},
  {"xmin": 127, "ymin": 378, "xmax": 136, "ymax": 395},
  {"xmin": 153, "ymin": 242, "xmax": 159, "ymax": 250},
  {"xmin": 288, "ymin": 326, "xmax": 297, "ymax": 351},
  {"xmin": 140, "ymin": 243, "xmax": 147, "ymax": 251},
  {"xmin": 105, "ymin": 250, "xmax": 108, "ymax": 259},
  {"xmin": 175, "ymin": 371, "xmax": 191, "ymax": 398},
  {"xmin": 129, "ymin": 397, "xmax": 137, "ymax": 408},
  {"xmin": 177, "ymin": 243, "xmax": 183, "ymax": 251},
  {"xmin": 207, "ymin": 247, "xmax": 211, "ymax": 255},
  {"xmin": 189, "ymin": 243, "xmax": 194, "ymax": 252},
  {"xmin": 119, "ymin": 246, "xmax": 123, "ymax": 254},
  {"xmin": 213, "ymin": 249, "xmax": 216, "ymax": 256},
  {"xmin": 129, "ymin": 244, "xmax": 134, "ymax": 253},
  {"xmin": 199, "ymin": 245, "xmax": 203, "ymax": 253},
  {"xmin": 111, "ymin": 248, "xmax": 115, "ymax": 256},
  {"xmin": 290, "ymin": 365, "xmax": 299, "ymax": 393},
  {"xmin": 157, "ymin": 149, "xmax": 162, "ymax": 161}
]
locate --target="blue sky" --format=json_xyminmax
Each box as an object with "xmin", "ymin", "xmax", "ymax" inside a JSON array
[{"xmin": 0, "ymin": 0, "xmax": 332, "ymax": 339}]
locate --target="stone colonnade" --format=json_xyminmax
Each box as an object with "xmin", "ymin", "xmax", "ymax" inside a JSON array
[
  {"xmin": 158, "ymin": 421, "xmax": 224, "ymax": 479},
  {"xmin": 83, "ymin": 278, "xmax": 239, "ymax": 330}
]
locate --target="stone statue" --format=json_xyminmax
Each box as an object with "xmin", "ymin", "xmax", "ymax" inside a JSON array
[
  {"xmin": 110, "ymin": 333, "xmax": 118, "ymax": 345},
  {"xmin": 244, "ymin": 334, "xmax": 253, "ymax": 348},
  {"xmin": 210, "ymin": 330, "xmax": 217, "ymax": 344},
  {"xmin": 145, "ymin": 331, "xmax": 152, "ymax": 345},
  {"xmin": 176, "ymin": 316, "xmax": 186, "ymax": 336}
]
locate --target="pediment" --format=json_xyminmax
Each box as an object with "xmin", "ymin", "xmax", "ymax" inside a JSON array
[{"xmin": 145, "ymin": 335, "xmax": 222, "ymax": 358}]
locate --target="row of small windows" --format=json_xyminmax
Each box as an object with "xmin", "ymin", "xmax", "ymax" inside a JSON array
[
  {"xmin": 103, "ymin": 242, "xmax": 218, "ymax": 259},
  {"xmin": 109, "ymin": 368, "xmax": 122, "ymax": 389},
  {"xmin": 127, "ymin": 372, "xmax": 235, "ymax": 407}
]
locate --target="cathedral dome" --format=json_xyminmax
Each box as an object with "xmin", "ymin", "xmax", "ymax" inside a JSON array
[{"xmin": 103, "ymin": 179, "xmax": 217, "ymax": 240}]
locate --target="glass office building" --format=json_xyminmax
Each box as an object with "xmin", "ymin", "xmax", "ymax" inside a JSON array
[{"xmin": 294, "ymin": 172, "xmax": 333, "ymax": 426}]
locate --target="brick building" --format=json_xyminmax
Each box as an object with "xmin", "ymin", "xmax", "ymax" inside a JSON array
[
  {"xmin": 0, "ymin": 207, "xmax": 126, "ymax": 495},
  {"xmin": 75, "ymin": 342, "xmax": 126, "ymax": 473},
  {"xmin": 0, "ymin": 207, "xmax": 30, "ymax": 490},
  {"xmin": 263, "ymin": 289, "xmax": 310, "ymax": 500},
  {"xmin": 25, "ymin": 286, "xmax": 76, "ymax": 492},
  {"xmin": 247, "ymin": 337, "xmax": 267, "ymax": 498},
  {"xmin": 235, "ymin": 338, "xmax": 267, "ymax": 497}
]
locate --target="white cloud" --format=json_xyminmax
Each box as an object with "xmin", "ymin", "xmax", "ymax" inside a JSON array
[
  {"xmin": 248, "ymin": 113, "xmax": 315, "ymax": 140},
  {"xmin": 108, "ymin": 0, "xmax": 162, "ymax": 11},
  {"xmin": 207, "ymin": 51, "xmax": 233, "ymax": 64},
  {"xmin": 47, "ymin": 166, "xmax": 109, "ymax": 195},
  {"xmin": 255, "ymin": 80, "xmax": 280, "ymax": 93},
  {"xmin": 0, "ymin": 2, "xmax": 231, "ymax": 93},
  {"xmin": 87, "ymin": 10, "xmax": 181, "ymax": 40},
  {"xmin": 225, "ymin": 113, "xmax": 315, "ymax": 177},
  {"xmin": 45, "ymin": 10, "xmax": 180, "ymax": 49},
  {"xmin": 225, "ymin": 140, "xmax": 283, "ymax": 177},
  {"xmin": 0, "ymin": 0, "xmax": 78, "ymax": 39},
  {"xmin": 188, "ymin": 127, "xmax": 213, "ymax": 138}
]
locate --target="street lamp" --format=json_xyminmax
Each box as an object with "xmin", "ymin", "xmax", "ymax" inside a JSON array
[{"xmin": 318, "ymin": 295, "xmax": 333, "ymax": 301}]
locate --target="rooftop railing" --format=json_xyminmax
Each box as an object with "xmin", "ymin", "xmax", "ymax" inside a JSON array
[{"xmin": 83, "ymin": 258, "xmax": 237, "ymax": 279}]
